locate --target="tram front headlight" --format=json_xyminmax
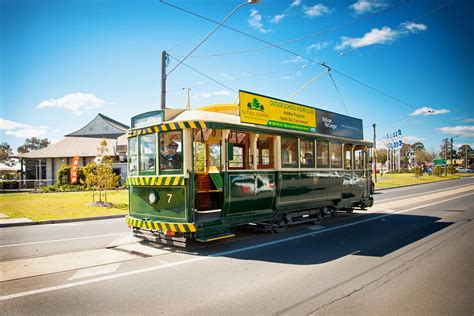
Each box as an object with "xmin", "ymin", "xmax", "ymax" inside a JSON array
[{"xmin": 148, "ymin": 191, "xmax": 158, "ymax": 204}]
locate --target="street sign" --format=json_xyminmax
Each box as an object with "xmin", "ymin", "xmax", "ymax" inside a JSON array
[{"xmin": 433, "ymin": 158, "xmax": 446, "ymax": 166}]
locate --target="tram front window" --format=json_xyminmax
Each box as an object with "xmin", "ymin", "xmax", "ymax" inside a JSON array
[
  {"xmin": 160, "ymin": 131, "xmax": 182, "ymax": 171},
  {"xmin": 139, "ymin": 134, "xmax": 156, "ymax": 174},
  {"xmin": 128, "ymin": 137, "xmax": 138, "ymax": 176}
]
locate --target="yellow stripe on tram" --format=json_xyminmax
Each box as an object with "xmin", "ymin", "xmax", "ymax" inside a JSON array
[
  {"xmin": 198, "ymin": 121, "xmax": 206, "ymax": 128},
  {"xmin": 161, "ymin": 124, "xmax": 168, "ymax": 131},
  {"xmin": 189, "ymin": 121, "xmax": 197, "ymax": 129},
  {"xmin": 177, "ymin": 223, "xmax": 185, "ymax": 232},
  {"xmin": 153, "ymin": 126, "xmax": 159, "ymax": 133},
  {"xmin": 178, "ymin": 121, "xmax": 186, "ymax": 129},
  {"xmin": 164, "ymin": 177, "xmax": 172, "ymax": 185},
  {"xmin": 172, "ymin": 177, "xmax": 180, "ymax": 186},
  {"xmin": 157, "ymin": 177, "xmax": 164, "ymax": 186}
]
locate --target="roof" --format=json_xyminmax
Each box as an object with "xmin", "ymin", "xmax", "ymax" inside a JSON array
[
  {"xmin": 66, "ymin": 113, "xmax": 129, "ymax": 138},
  {"xmin": 20, "ymin": 137, "xmax": 119, "ymax": 159}
]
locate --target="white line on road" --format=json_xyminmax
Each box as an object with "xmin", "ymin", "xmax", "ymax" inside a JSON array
[
  {"xmin": 0, "ymin": 233, "xmax": 129, "ymax": 248},
  {"xmin": 1, "ymin": 192, "xmax": 472, "ymax": 301},
  {"xmin": 376, "ymin": 183, "xmax": 473, "ymax": 203}
]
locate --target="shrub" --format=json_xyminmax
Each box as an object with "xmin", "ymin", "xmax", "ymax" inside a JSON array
[{"xmin": 56, "ymin": 163, "xmax": 86, "ymax": 185}]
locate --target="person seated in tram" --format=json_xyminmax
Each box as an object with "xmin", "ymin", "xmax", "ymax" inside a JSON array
[
  {"xmin": 164, "ymin": 141, "xmax": 181, "ymax": 169},
  {"xmin": 304, "ymin": 152, "xmax": 314, "ymax": 166}
]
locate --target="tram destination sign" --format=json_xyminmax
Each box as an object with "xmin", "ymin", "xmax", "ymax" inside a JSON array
[
  {"xmin": 239, "ymin": 91, "xmax": 363, "ymax": 139},
  {"xmin": 131, "ymin": 111, "xmax": 163, "ymax": 128},
  {"xmin": 239, "ymin": 90, "xmax": 316, "ymax": 132}
]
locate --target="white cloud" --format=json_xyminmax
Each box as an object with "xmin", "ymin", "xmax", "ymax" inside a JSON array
[
  {"xmin": 335, "ymin": 26, "xmax": 398, "ymax": 50},
  {"xmin": 270, "ymin": 14, "xmax": 286, "ymax": 24},
  {"xmin": 37, "ymin": 92, "xmax": 109, "ymax": 115},
  {"xmin": 281, "ymin": 56, "xmax": 305, "ymax": 64},
  {"xmin": 349, "ymin": 0, "xmax": 387, "ymax": 15},
  {"xmin": 6, "ymin": 128, "xmax": 48, "ymax": 138},
  {"xmin": 402, "ymin": 22, "xmax": 427, "ymax": 33},
  {"xmin": 290, "ymin": 0, "xmax": 302, "ymax": 8},
  {"xmin": 304, "ymin": 4, "xmax": 332, "ymax": 17},
  {"xmin": 410, "ymin": 107, "xmax": 450, "ymax": 116},
  {"xmin": 307, "ymin": 41, "xmax": 331, "ymax": 52},
  {"xmin": 439, "ymin": 126, "xmax": 474, "ymax": 138},
  {"xmin": 248, "ymin": 9, "xmax": 271, "ymax": 33},
  {"xmin": 403, "ymin": 136, "xmax": 424, "ymax": 143},
  {"xmin": 214, "ymin": 90, "xmax": 230, "ymax": 96},
  {"xmin": 195, "ymin": 90, "xmax": 231, "ymax": 99},
  {"xmin": 0, "ymin": 118, "xmax": 32, "ymax": 130}
]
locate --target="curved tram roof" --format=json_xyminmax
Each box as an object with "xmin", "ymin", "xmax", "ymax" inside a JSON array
[{"xmin": 128, "ymin": 104, "xmax": 373, "ymax": 147}]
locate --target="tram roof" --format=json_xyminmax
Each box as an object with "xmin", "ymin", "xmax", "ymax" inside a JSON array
[{"xmin": 129, "ymin": 104, "xmax": 372, "ymax": 146}]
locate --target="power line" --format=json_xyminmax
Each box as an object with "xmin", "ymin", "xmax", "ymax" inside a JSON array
[
  {"xmin": 185, "ymin": 0, "xmax": 409, "ymax": 58},
  {"xmin": 328, "ymin": 71, "xmax": 349, "ymax": 115},
  {"xmin": 167, "ymin": 54, "xmax": 238, "ymax": 93},
  {"xmin": 161, "ymin": 0, "xmax": 456, "ymax": 127}
]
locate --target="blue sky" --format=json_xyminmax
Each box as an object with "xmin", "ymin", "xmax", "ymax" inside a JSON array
[{"xmin": 1, "ymin": 0, "xmax": 473, "ymax": 154}]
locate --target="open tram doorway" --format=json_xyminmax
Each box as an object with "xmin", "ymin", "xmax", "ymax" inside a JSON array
[{"xmin": 193, "ymin": 128, "xmax": 224, "ymax": 222}]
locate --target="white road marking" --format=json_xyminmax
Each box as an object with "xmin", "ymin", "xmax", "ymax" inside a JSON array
[
  {"xmin": 1, "ymin": 192, "xmax": 472, "ymax": 301},
  {"xmin": 68, "ymin": 263, "xmax": 121, "ymax": 281},
  {"xmin": 0, "ymin": 233, "xmax": 129, "ymax": 248},
  {"xmin": 376, "ymin": 183, "xmax": 473, "ymax": 203}
]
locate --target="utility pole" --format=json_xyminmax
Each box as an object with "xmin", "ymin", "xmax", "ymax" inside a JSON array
[
  {"xmin": 373, "ymin": 123, "xmax": 377, "ymax": 183},
  {"xmin": 466, "ymin": 146, "xmax": 468, "ymax": 169},
  {"xmin": 161, "ymin": 50, "xmax": 167, "ymax": 110},
  {"xmin": 450, "ymin": 137, "xmax": 454, "ymax": 171},
  {"xmin": 444, "ymin": 138, "xmax": 448, "ymax": 176}
]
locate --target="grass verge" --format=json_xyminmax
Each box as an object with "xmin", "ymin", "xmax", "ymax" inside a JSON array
[
  {"xmin": 0, "ymin": 190, "xmax": 128, "ymax": 221},
  {"xmin": 375, "ymin": 173, "xmax": 473, "ymax": 189}
]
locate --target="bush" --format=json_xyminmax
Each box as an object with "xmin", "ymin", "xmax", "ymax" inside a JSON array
[
  {"xmin": 433, "ymin": 166, "xmax": 442, "ymax": 177},
  {"xmin": 38, "ymin": 184, "xmax": 86, "ymax": 193},
  {"xmin": 56, "ymin": 163, "xmax": 86, "ymax": 185}
]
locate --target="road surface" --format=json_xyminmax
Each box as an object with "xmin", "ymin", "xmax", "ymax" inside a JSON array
[{"xmin": 1, "ymin": 177, "xmax": 473, "ymax": 315}]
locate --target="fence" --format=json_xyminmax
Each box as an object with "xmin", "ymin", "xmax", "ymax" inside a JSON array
[{"xmin": 0, "ymin": 179, "xmax": 55, "ymax": 192}]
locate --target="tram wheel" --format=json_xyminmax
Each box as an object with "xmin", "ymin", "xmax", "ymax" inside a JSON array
[{"xmin": 273, "ymin": 215, "xmax": 288, "ymax": 233}]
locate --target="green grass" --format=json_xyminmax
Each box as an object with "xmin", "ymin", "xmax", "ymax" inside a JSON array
[
  {"xmin": 375, "ymin": 173, "xmax": 473, "ymax": 189},
  {"xmin": 0, "ymin": 190, "xmax": 128, "ymax": 221}
]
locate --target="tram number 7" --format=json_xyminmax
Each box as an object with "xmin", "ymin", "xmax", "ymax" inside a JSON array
[{"xmin": 167, "ymin": 193, "xmax": 173, "ymax": 204}]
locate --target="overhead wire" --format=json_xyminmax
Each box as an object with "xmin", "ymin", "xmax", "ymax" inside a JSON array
[
  {"xmin": 161, "ymin": 0, "xmax": 456, "ymax": 127},
  {"xmin": 167, "ymin": 54, "xmax": 238, "ymax": 93},
  {"xmin": 328, "ymin": 70, "xmax": 349, "ymax": 115},
  {"xmin": 183, "ymin": 0, "xmax": 409, "ymax": 58}
]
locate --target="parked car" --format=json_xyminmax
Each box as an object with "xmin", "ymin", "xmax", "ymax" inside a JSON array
[{"xmin": 456, "ymin": 167, "xmax": 472, "ymax": 173}]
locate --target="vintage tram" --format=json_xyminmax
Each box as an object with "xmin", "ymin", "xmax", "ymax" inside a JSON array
[{"xmin": 126, "ymin": 91, "xmax": 374, "ymax": 246}]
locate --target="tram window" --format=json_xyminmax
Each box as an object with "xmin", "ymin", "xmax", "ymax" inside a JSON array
[
  {"xmin": 160, "ymin": 131, "xmax": 182, "ymax": 171},
  {"xmin": 257, "ymin": 135, "xmax": 274, "ymax": 169},
  {"xmin": 300, "ymin": 139, "xmax": 315, "ymax": 168},
  {"xmin": 354, "ymin": 147, "xmax": 364, "ymax": 170},
  {"xmin": 128, "ymin": 137, "xmax": 138, "ymax": 176},
  {"xmin": 331, "ymin": 142, "xmax": 342, "ymax": 168},
  {"xmin": 281, "ymin": 137, "xmax": 298, "ymax": 168},
  {"xmin": 139, "ymin": 134, "xmax": 156, "ymax": 174},
  {"xmin": 317, "ymin": 141, "xmax": 329, "ymax": 168},
  {"xmin": 344, "ymin": 145, "xmax": 353, "ymax": 170},
  {"xmin": 228, "ymin": 131, "xmax": 250, "ymax": 169}
]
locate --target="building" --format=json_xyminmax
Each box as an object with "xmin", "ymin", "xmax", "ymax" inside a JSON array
[{"xmin": 20, "ymin": 114, "xmax": 129, "ymax": 185}]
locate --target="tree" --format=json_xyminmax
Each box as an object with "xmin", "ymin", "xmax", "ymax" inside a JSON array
[
  {"xmin": 0, "ymin": 142, "xmax": 15, "ymax": 166},
  {"xmin": 457, "ymin": 144, "xmax": 472, "ymax": 160},
  {"xmin": 376, "ymin": 148, "xmax": 387, "ymax": 164},
  {"xmin": 17, "ymin": 137, "xmax": 50, "ymax": 154}
]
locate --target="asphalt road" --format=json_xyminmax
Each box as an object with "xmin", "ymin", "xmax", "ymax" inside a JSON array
[{"xmin": 1, "ymin": 177, "xmax": 473, "ymax": 315}]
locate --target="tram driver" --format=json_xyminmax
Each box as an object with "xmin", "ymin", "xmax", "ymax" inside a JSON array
[{"xmin": 163, "ymin": 141, "xmax": 182, "ymax": 170}]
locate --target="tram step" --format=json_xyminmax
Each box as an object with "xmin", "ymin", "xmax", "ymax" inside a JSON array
[{"xmin": 196, "ymin": 233, "xmax": 235, "ymax": 243}]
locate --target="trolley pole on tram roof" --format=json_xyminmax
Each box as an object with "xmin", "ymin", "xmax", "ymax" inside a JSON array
[
  {"xmin": 373, "ymin": 123, "xmax": 377, "ymax": 183},
  {"xmin": 161, "ymin": 50, "xmax": 167, "ymax": 110}
]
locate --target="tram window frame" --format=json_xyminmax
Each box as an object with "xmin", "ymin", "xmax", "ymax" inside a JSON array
[
  {"xmin": 300, "ymin": 139, "xmax": 315, "ymax": 168},
  {"xmin": 257, "ymin": 135, "xmax": 274, "ymax": 169},
  {"xmin": 159, "ymin": 130, "xmax": 183, "ymax": 175},
  {"xmin": 354, "ymin": 146, "xmax": 364, "ymax": 170},
  {"xmin": 344, "ymin": 144, "xmax": 353, "ymax": 170},
  {"xmin": 316, "ymin": 140, "xmax": 329, "ymax": 168},
  {"xmin": 128, "ymin": 136, "xmax": 138, "ymax": 176},
  {"xmin": 281, "ymin": 136, "xmax": 298, "ymax": 168},
  {"xmin": 138, "ymin": 133, "xmax": 157, "ymax": 176},
  {"xmin": 227, "ymin": 131, "xmax": 251, "ymax": 170},
  {"xmin": 331, "ymin": 142, "xmax": 343, "ymax": 169}
]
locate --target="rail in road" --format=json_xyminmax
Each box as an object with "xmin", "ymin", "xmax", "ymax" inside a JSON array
[{"xmin": 1, "ymin": 178, "xmax": 473, "ymax": 315}]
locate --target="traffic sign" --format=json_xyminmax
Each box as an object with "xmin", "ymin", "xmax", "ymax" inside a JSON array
[{"xmin": 433, "ymin": 158, "xmax": 446, "ymax": 166}]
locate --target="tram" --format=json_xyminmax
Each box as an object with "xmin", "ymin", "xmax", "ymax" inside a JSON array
[{"xmin": 126, "ymin": 90, "xmax": 374, "ymax": 246}]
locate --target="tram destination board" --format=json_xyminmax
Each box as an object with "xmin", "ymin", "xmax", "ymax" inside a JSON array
[{"xmin": 239, "ymin": 90, "xmax": 363, "ymax": 140}]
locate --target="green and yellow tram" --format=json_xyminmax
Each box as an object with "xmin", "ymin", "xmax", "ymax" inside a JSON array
[{"xmin": 126, "ymin": 91, "xmax": 374, "ymax": 246}]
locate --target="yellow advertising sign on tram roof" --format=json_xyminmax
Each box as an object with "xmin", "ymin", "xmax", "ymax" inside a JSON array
[{"xmin": 239, "ymin": 90, "xmax": 316, "ymax": 132}]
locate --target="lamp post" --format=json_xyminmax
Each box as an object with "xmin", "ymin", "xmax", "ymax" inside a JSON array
[{"xmin": 161, "ymin": 0, "xmax": 260, "ymax": 109}]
